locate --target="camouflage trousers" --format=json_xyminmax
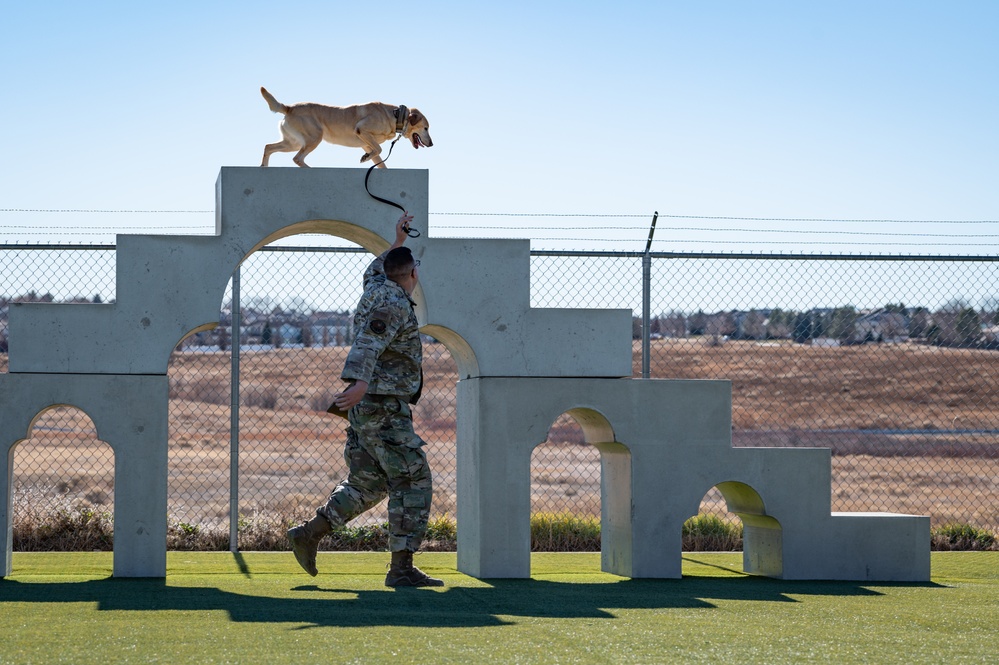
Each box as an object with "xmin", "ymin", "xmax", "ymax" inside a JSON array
[{"xmin": 317, "ymin": 395, "xmax": 432, "ymax": 553}]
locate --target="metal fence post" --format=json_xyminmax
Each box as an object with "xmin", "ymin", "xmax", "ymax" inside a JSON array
[
  {"xmin": 229, "ymin": 266, "xmax": 241, "ymax": 552},
  {"xmin": 642, "ymin": 212, "xmax": 658, "ymax": 378}
]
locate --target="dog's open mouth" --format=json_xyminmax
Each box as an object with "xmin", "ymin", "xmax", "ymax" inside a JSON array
[{"xmin": 412, "ymin": 134, "xmax": 431, "ymax": 149}]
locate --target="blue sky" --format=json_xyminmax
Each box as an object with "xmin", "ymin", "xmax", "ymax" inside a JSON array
[{"xmin": 1, "ymin": 1, "xmax": 996, "ymax": 253}]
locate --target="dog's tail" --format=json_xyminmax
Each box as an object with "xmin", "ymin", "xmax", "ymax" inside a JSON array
[{"xmin": 260, "ymin": 87, "xmax": 289, "ymax": 115}]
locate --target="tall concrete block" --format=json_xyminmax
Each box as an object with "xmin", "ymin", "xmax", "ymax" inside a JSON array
[
  {"xmin": 456, "ymin": 377, "xmax": 533, "ymax": 577},
  {"xmin": 418, "ymin": 237, "xmax": 631, "ymax": 379}
]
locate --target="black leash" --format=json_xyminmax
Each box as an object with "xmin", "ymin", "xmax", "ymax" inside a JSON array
[{"xmin": 363, "ymin": 134, "xmax": 421, "ymax": 238}]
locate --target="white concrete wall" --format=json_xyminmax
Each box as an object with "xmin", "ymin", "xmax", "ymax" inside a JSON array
[{"xmin": 0, "ymin": 167, "xmax": 929, "ymax": 581}]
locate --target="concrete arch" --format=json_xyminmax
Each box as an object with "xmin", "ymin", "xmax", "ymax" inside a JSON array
[
  {"xmin": 712, "ymin": 481, "xmax": 784, "ymax": 577},
  {"xmin": 9, "ymin": 403, "xmax": 118, "ymax": 465},
  {"xmin": 529, "ymin": 409, "xmax": 606, "ymax": 517},
  {"xmin": 24, "ymin": 403, "xmax": 85, "ymax": 436},
  {"xmin": 679, "ymin": 479, "xmax": 772, "ymax": 527},
  {"xmin": 11, "ymin": 405, "xmax": 115, "ymax": 542},
  {"xmin": 421, "ymin": 324, "xmax": 478, "ymax": 381},
  {"xmin": 11, "ymin": 405, "xmax": 108, "ymax": 494},
  {"xmin": 0, "ymin": 373, "xmax": 168, "ymax": 577},
  {"xmin": 249, "ymin": 219, "xmax": 391, "ymax": 258},
  {"xmin": 715, "ymin": 480, "xmax": 768, "ymax": 516},
  {"xmin": 554, "ymin": 408, "xmax": 634, "ymax": 576},
  {"xmin": 245, "ymin": 220, "xmax": 431, "ymax": 329},
  {"xmin": 164, "ymin": 221, "xmax": 419, "ymax": 350},
  {"xmin": 564, "ymin": 407, "xmax": 616, "ymax": 446}
]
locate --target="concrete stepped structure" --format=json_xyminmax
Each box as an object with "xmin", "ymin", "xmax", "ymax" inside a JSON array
[
  {"xmin": 0, "ymin": 167, "xmax": 929, "ymax": 580},
  {"xmin": 459, "ymin": 377, "xmax": 928, "ymax": 580}
]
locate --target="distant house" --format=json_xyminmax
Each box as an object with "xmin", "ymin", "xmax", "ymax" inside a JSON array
[
  {"xmin": 738, "ymin": 310, "xmax": 770, "ymax": 340},
  {"xmin": 851, "ymin": 311, "xmax": 908, "ymax": 344},
  {"xmin": 705, "ymin": 311, "xmax": 737, "ymax": 343},
  {"xmin": 307, "ymin": 311, "xmax": 353, "ymax": 346},
  {"xmin": 651, "ymin": 311, "xmax": 687, "ymax": 338},
  {"xmin": 277, "ymin": 323, "xmax": 299, "ymax": 345}
]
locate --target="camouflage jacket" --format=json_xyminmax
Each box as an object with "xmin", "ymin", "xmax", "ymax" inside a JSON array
[{"xmin": 341, "ymin": 250, "xmax": 423, "ymax": 402}]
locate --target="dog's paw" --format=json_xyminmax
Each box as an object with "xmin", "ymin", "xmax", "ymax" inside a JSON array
[{"xmin": 360, "ymin": 152, "xmax": 371, "ymax": 163}]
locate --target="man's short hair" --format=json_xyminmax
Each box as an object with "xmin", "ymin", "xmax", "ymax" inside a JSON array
[{"xmin": 384, "ymin": 247, "xmax": 415, "ymax": 281}]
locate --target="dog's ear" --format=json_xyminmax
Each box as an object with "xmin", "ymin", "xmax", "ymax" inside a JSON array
[{"xmin": 408, "ymin": 109, "xmax": 423, "ymax": 125}]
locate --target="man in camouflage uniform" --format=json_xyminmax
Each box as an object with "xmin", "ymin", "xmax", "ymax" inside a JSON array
[{"xmin": 288, "ymin": 213, "xmax": 443, "ymax": 587}]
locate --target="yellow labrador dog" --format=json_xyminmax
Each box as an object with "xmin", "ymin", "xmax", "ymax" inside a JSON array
[{"xmin": 259, "ymin": 87, "xmax": 432, "ymax": 168}]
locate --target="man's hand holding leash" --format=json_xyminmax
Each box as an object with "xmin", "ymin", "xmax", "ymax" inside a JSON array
[{"xmin": 392, "ymin": 213, "xmax": 415, "ymax": 248}]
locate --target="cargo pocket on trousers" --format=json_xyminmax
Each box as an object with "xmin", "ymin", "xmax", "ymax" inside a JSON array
[{"xmin": 403, "ymin": 492, "xmax": 427, "ymax": 509}]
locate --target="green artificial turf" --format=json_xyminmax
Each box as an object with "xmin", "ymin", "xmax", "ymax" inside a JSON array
[{"xmin": 2, "ymin": 552, "xmax": 997, "ymax": 664}]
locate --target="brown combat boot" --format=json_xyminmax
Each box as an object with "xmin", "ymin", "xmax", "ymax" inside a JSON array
[
  {"xmin": 385, "ymin": 550, "xmax": 445, "ymax": 587},
  {"xmin": 287, "ymin": 515, "xmax": 331, "ymax": 576}
]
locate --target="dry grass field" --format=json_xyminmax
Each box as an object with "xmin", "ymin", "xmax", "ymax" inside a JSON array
[
  {"xmin": 648, "ymin": 339, "xmax": 994, "ymax": 431},
  {"xmin": 5, "ymin": 338, "xmax": 998, "ymax": 531}
]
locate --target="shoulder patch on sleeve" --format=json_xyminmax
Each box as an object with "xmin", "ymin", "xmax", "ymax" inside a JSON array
[{"xmin": 367, "ymin": 308, "xmax": 394, "ymax": 335}]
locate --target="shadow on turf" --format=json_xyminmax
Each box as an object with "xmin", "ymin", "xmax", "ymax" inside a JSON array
[{"xmin": 0, "ymin": 574, "xmax": 941, "ymax": 628}]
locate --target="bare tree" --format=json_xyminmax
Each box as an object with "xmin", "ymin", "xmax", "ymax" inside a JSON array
[
  {"xmin": 742, "ymin": 310, "xmax": 768, "ymax": 340},
  {"xmin": 705, "ymin": 312, "xmax": 734, "ymax": 346},
  {"xmin": 957, "ymin": 307, "xmax": 982, "ymax": 347},
  {"xmin": 909, "ymin": 307, "xmax": 931, "ymax": 338},
  {"xmin": 661, "ymin": 311, "xmax": 687, "ymax": 338}
]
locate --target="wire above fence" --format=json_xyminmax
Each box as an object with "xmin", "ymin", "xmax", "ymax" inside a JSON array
[
  {"xmin": 3, "ymin": 207, "xmax": 995, "ymax": 224},
  {"xmin": 2, "ymin": 242, "xmax": 998, "ymax": 262},
  {"xmin": 2, "ymin": 208, "xmax": 996, "ymax": 250}
]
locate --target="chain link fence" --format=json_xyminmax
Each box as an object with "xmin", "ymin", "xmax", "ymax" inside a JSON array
[{"xmin": 2, "ymin": 242, "xmax": 997, "ymax": 544}]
